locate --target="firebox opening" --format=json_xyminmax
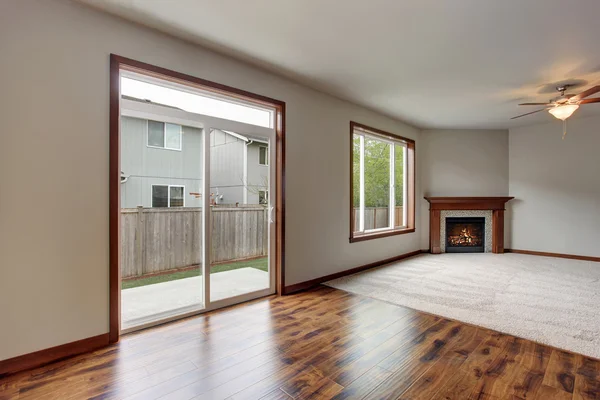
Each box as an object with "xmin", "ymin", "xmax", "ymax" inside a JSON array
[{"xmin": 445, "ymin": 217, "xmax": 485, "ymax": 253}]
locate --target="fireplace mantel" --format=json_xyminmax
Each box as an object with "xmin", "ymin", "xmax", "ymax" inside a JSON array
[{"xmin": 425, "ymin": 197, "xmax": 514, "ymax": 254}]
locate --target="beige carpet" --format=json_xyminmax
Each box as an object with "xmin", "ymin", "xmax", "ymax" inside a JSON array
[{"xmin": 325, "ymin": 253, "xmax": 600, "ymax": 359}]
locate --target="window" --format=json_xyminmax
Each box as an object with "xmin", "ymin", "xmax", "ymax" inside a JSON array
[
  {"xmin": 258, "ymin": 190, "xmax": 268, "ymax": 205},
  {"xmin": 147, "ymin": 120, "xmax": 182, "ymax": 150},
  {"xmin": 259, "ymin": 146, "xmax": 268, "ymax": 166},
  {"xmin": 350, "ymin": 122, "xmax": 415, "ymax": 242},
  {"xmin": 152, "ymin": 185, "xmax": 185, "ymax": 207},
  {"xmin": 169, "ymin": 186, "xmax": 184, "ymax": 207}
]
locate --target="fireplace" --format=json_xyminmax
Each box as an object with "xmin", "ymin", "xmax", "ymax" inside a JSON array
[
  {"xmin": 424, "ymin": 197, "xmax": 513, "ymax": 254},
  {"xmin": 445, "ymin": 217, "xmax": 485, "ymax": 253}
]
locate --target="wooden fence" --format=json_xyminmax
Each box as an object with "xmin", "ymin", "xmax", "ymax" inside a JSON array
[
  {"xmin": 353, "ymin": 206, "xmax": 404, "ymax": 231},
  {"xmin": 121, "ymin": 206, "xmax": 268, "ymax": 278}
]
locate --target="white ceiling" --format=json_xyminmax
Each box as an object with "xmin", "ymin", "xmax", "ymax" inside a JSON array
[{"xmin": 78, "ymin": 0, "xmax": 600, "ymax": 129}]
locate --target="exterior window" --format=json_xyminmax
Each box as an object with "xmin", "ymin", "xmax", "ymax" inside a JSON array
[
  {"xmin": 258, "ymin": 190, "xmax": 268, "ymax": 205},
  {"xmin": 351, "ymin": 122, "xmax": 415, "ymax": 242},
  {"xmin": 169, "ymin": 186, "xmax": 184, "ymax": 207},
  {"xmin": 152, "ymin": 185, "xmax": 185, "ymax": 207},
  {"xmin": 147, "ymin": 120, "xmax": 182, "ymax": 150},
  {"xmin": 259, "ymin": 146, "xmax": 268, "ymax": 166},
  {"xmin": 148, "ymin": 120, "xmax": 164, "ymax": 147}
]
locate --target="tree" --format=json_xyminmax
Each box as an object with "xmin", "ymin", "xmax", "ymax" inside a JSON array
[{"xmin": 353, "ymin": 136, "xmax": 404, "ymax": 208}]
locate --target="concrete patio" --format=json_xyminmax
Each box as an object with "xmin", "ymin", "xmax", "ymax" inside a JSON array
[{"xmin": 121, "ymin": 267, "xmax": 269, "ymax": 329}]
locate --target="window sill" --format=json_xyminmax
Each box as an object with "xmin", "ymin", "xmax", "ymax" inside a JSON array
[
  {"xmin": 350, "ymin": 227, "xmax": 415, "ymax": 243},
  {"xmin": 147, "ymin": 145, "xmax": 182, "ymax": 152}
]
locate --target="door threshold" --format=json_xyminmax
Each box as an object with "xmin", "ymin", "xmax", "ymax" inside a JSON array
[
  {"xmin": 121, "ymin": 288, "xmax": 276, "ymax": 335},
  {"xmin": 121, "ymin": 303, "xmax": 205, "ymax": 334}
]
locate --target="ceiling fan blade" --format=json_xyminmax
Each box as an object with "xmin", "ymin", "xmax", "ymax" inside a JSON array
[
  {"xmin": 510, "ymin": 108, "xmax": 547, "ymax": 120},
  {"xmin": 518, "ymin": 102, "xmax": 553, "ymax": 106},
  {"xmin": 578, "ymin": 97, "xmax": 600, "ymax": 104},
  {"xmin": 570, "ymin": 85, "xmax": 600, "ymax": 102}
]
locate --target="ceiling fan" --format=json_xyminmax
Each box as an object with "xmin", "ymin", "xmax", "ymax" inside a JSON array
[{"xmin": 511, "ymin": 84, "xmax": 600, "ymax": 138}]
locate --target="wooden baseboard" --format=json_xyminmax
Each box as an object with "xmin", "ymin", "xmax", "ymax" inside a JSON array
[
  {"xmin": 283, "ymin": 249, "xmax": 425, "ymax": 295},
  {"xmin": 0, "ymin": 333, "xmax": 109, "ymax": 378},
  {"xmin": 505, "ymin": 249, "xmax": 600, "ymax": 262}
]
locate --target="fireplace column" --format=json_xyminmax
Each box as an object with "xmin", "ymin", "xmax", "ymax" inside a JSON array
[
  {"xmin": 430, "ymin": 210, "xmax": 441, "ymax": 253},
  {"xmin": 492, "ymin": 210, "xmax": 504, "ymax": 253}
]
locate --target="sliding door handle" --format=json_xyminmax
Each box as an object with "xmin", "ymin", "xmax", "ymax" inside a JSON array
[{"xmin": 269, "ymin": 206, "xmax": 275, "ymax": 223}]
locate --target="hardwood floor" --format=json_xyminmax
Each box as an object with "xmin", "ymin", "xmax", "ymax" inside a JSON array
[{"xmin": 1, "ymin": 286, "xmax": 599, "ymax": 399}]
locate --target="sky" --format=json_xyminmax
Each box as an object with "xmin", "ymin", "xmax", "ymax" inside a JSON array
[{"xmin": 121, "ymin": 77, "xmax": 272, "ymax": 128}]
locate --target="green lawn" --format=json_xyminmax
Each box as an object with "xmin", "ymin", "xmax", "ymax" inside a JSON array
[{"xmin": 122, "ymin": 257, "xmax": 268, "ymax": 290}]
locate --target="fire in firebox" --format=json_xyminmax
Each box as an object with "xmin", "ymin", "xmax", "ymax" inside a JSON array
[
  {"xmin": 445, "ymin": 217, "xmax": 485, "ymax": 253},
  {"xmin": 447, "ymin": 227, "xmax": 482, "ymax": 247}
]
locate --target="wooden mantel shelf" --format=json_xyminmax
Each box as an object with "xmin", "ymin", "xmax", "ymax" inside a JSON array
[
  {"xmin": 424, "ymin": 196, "xmax": 514, "ymax": 254},
  {"xmin": 424, "ymin": 197, "xmax": 514, "ymax": 210}
]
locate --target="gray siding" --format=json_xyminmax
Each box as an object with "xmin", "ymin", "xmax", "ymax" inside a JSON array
[
  {"xmin": 210, "ymin": 129, "xmax": 245, "ymax": 205},
  {"xmin": 120, "ymin": 116, "xmax": 202, "ymax": 208}
]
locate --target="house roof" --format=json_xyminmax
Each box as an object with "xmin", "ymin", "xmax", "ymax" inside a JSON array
[
  {"xmin": 122, "ymin": 95, "xmax": 184, "ymax": 111},
  {"xmin": 221, "ymin": 130, "xmax": 268, "ymax": 144}
]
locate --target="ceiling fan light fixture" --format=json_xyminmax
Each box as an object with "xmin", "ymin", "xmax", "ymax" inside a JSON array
[{"xmin": 548, "ymin": 104, "xmax": 579, "ymax": 120}]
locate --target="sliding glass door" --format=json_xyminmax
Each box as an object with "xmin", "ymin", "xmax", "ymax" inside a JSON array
[
  {"xmin": 119, "ymin": 70, "xmax": 277, "ymax": 332},
  {"xmin": 120, "ymin": 103, "xmax": 205, "ymax": 331},
  {"xmin": 208, "ymin": 127, "xmax": 275, "ymax": 304}
]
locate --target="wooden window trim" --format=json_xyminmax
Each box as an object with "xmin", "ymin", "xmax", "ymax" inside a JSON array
[{"xmin": 349, "ymin": 121, "xmax": 415, "ymax": 243}]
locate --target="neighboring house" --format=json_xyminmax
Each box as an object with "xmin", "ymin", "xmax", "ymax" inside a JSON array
[
  {"xmin": 210, "ymin": 128, "xmax": 270, "ymax": 206},
  {"xmin": 120, "ymin": 101, "xmax": 269, "ymax": 208}
]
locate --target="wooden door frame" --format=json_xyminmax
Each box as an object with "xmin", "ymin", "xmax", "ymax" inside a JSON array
[{"xmin": 109, "ymin": 54, "xmax": 286, "ymax": 343}]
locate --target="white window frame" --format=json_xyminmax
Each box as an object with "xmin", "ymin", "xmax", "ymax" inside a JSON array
[
  {"xmin": 147, "ymin": 120, "xmax": 183, "ymax": 151},
  {"xmin": 151, "ymin": 184, "xmax": 186, "ymax": 207},
  {"xmin": 353, "ymin": 130, "xmax": 408, "ymax": 236},
  {"xmin": 258, "ymin": 189, "xmax": 269, "ymax": 205},
  {"xmin": 258, "ymin": 145, "xmax": 268, "ymax": 166}
]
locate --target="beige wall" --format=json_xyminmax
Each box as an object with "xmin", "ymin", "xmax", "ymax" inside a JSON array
[
  {"xmin": 508, "ymin": 116, "xmax": 600, "ymax": 257},
  {"xmin": 419, "ymin": 130, "xmax": 509, "ymax": 249},
  {"xmin": 0, "ymin": 0, "xmax": 420, "ymax": 360}
]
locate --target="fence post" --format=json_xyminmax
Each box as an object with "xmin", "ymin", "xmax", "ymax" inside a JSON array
[
  {"xmin": 373, "ymin": 208, "xmax": 377, "ymax": 229},
  {"xmin": 136, "ymin": 206, "xmax": 144, "ymax": 277}
]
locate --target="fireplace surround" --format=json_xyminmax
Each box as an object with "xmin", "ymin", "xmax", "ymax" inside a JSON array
[
  {"xmin": 440, "ymin": 210, "xmax": 492, "ymax": 253},
  {"xmin": 425, "ymin": 197, "xmax": 514, "ymax": 254}
]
